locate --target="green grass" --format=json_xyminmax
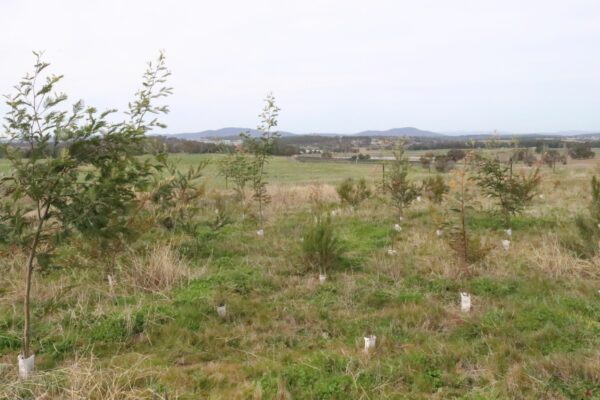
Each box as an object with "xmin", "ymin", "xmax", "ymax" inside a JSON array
[{"xmin": 1, "ymin": 154, "xmax": 600, "ymax": 398}]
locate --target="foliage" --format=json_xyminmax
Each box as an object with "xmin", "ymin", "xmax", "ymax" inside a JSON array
[
  {"xmin": 218, "ymin": 151, "xmax": 252, "ymax": 201},
  {"xmin": 447, "ymin": 159, "xmax": 491, "ymax": 269},
  {"xmin": 421, "ymin": 175, "xmax": 449, "ymax": 204},
  {"xmin": 0, "ymin": 51, "xmax": 171, "ymax": 357},
  {"xmin": 383, "ymin": 143, "xmax": 421, "ymax": 217},
  {"xmin": 473, "ymin": 158, "xmax": 541, "ymax": 225},
  {"xmin": 567, "ymin": 176, "xmax": 600, "ymax": 258},
  {"xmin": 568, "ymin": 143, "xmax": 595, "ymax": 160},
  {"xmin": 434, "ymin": 155, "xmax": 454, "ymax": 172},
  {"xmin": 542, "ymin": 149, "xmax": 566, "ymax": 170},
  {"xmin": 302, "ymin": 215, "xmax": 344, "ymax": 275},
  {"xmin": 151, "ymin": 159, "xmax": 207, "ymax": 232},
  {"xmin": 242, "ymin": 93, "xmax": 280, "ymax": 229},
  {"xmin": 512, "ymin": 148, "xmax": 538, "ymax": 166},
  {"xmin": 336, "ymin": 178, "xmax": 371, "ymax": 208},
  {"xmin": 419, "ymin": 152, "xmax": 434, "ymax": 172},
  {"xmin": 447, "ymin": 148, "xmax": 466, "ymax": 162}
]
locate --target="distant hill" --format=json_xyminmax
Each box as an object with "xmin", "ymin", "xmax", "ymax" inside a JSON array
[
  {"xmin": 355, "ymin": 127, "xmax": 444, "ymax": 138},
  {"xmin": 170, "ymin": 127, "xmax": 295, "ymax": 140},
  {"xmin": 168, "ymin": 126, "xmax": 444, "ymax": 139},
  {"xmin": 165, "ymin": 127, "xmax": 600, "ymax": 141}
]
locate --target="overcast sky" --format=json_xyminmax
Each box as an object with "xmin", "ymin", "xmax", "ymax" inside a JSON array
[{"xmin": 1, "ymin": 0, "xmax": 599, "ymax": 134}]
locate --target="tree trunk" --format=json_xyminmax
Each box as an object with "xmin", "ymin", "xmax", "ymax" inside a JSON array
[{"xmin": 22, "ymin": 216, "xmax": 44, "ymax": 358}]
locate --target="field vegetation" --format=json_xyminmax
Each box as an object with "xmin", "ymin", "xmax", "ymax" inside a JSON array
[{"xmin": 1, "ymin": 55, "xmax": 600, "ymax": 399}]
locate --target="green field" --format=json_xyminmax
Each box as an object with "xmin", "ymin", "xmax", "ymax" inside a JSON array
[{"xmin": 2, "ymin": 153, "xmax": 600, "ymax": 399}]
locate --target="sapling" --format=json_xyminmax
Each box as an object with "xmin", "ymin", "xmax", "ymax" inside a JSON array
[
  {"xmin": 383, "ymin": 141, "xmax": 420, "ymax": 218},
  {"xmin": 473, "ymin": 157, "xmax": 541, "ymax": 227},
  {"xmin": 446, "ymin": 155, "xmax": 491, "ymax": 273},
  {"xmin": 0, "ymin": 51, "xmax": 171, "ymax": 375},
  {"xmin": 421, "ymin": 175, "xmax": 449, "ymax": 204},
  {"xmin": 568, "ymin": 176, "xmax": 600, "ymax": 258},
  {"xmin": 302, "ymin": 215, "xmax": 344, "ymax": 280},
  {"xmin": 242, "ymin": 93, "xmax": 280, "ymax": 232},
  {"xmin": 151, "ymin": 159, "xmax": 207, "ymax": 233},
  {"xmin": 336, "ymin": 178, "xmax": 372, "ymax": 209},
  {"xmin": 217, "ymin": 151, "xmax": 252, "ymax": 201}
]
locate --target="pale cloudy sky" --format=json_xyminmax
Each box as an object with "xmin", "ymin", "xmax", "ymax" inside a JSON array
[{"xmin": 1, "ymin": 0, "xmax": 599, "ymax": 134}]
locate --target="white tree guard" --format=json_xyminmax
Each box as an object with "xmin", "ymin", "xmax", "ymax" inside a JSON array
[{"xmin": 460, "ymin": 292, "xmax": 471, "ymax": 312}]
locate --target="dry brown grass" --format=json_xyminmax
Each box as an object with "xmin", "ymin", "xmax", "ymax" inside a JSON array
[
  {"xmin": 124, "ymin": 243, "xmax": 201, "ymax": 293},
  {"xmin": 268, "ymin": 184, "xmax": 338, "ymax": 214},
  {"xmin": 0, "ymin": 354, "xmax": 172, "ymax": 400},
  {"xmin": 524, "ymin": 234, "xmax": 600, "ymax": 279}
]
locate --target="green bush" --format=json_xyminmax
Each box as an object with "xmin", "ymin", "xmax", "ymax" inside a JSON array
[
  {"xmin": 336, "ymin": 178, "xmax": 371, "ymax": 208},
  {"xmin": 302, "ymin": 216, "xmax": 345, "ymax": 275}
]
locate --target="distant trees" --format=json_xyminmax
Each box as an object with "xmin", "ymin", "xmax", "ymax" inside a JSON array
[
  {"xmin": 542, "ymin": 150, "xmax": 566, "ymax": 171},
  {"xmin": 447, "ymin": 148, "xmax": 466, "ymax": 162},
  {"xmin": 419, "ymin": 152, "xmax": 435, "ymax": 172},
  {"xmin": 568, "ymin": 143, "xmax": 595, "ymax": 160}
]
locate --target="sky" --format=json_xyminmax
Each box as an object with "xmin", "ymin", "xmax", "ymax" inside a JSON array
[{"xmin": 1, "ymin": 0, "xmax": 599, "ymax": 135}]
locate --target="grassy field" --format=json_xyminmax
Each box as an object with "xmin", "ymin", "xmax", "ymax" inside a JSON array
[{"xmin": 1, "ymin": 154, "xmax": 600, "ymax": 399}]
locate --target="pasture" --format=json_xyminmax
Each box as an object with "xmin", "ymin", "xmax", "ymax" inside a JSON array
[{"xmin": 1, "ymin": 154, "xmax": 600, "ymax": 399}]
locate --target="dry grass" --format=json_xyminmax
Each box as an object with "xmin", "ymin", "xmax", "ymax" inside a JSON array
[
  {"xmin": 0, "ymin": 354, "xmax": 172, "ymax": 400},
  {"xmin": 525, "ymin": 234, "xmax": 600, "ymax": 279},
  {"xmin": 124, "ymin": 243, "xmax": 201, "ymax": 293}
]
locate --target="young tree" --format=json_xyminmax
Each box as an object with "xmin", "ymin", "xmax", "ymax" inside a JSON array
[
  {"xmin": 568, "ymin": 176, "xmax": 600, "ymax": 258},
  {"xmin": 0, "ymin": 51, "xmax": 171, "ymax": 371},
  {"xmin": 383, "ymin": 142, "xmax": 420, "ymax": 218},
  {"xmin": 473, "ymin": 158, "xmax": 541, "ymax": 226},
  {"xmin": 421, "ymin": 175, "xmax": 449, "ymax": 204},
  {"xmin": 242, "ymin": 93, "xmax": 280, "ymax": 230},
  {"xmin": 447, "ymin": 155, "xmax": 491, "ymax": 272},
  {"xmin": 217, "ymin": 151, "xmax": 252, "ymax": 201},
  {"xmin": 336, "ymin": 178, "xmax": 372, "ymax": 208}
]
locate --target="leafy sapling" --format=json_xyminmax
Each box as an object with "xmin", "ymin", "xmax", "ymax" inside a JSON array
[
  {"xmin": 242, "ymin": 93, "xmax": 280, "ymax": 232},
  {"xmin": 446, "ymin": 154, "xmax": 491, "ymax": 273},
  {"xmin": 0, "ymin": 51, "xmax": 171, "ymax": 375},
  {"xmin": 336, "ymin": 178, "xmax": 372, "ymax": 209},
  {"xmin": 567, "ymin": 176, "xmax": 600, "ymax": 258},
  {"xmin": 383, "ymin": 141, "xmax": 420, "ymax": 218},
  {"xmin": 473, "ymin": 157, "xmax": 541, "ymax": 227}
]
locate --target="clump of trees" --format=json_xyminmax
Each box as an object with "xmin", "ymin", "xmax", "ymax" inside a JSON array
[
  {"xmin": 568, "ymin": 143, "xmax": 595, "ymax": 160},
  {"xmin": 0, "ymin": 51, "xmax": 172, "ymax": 368}
]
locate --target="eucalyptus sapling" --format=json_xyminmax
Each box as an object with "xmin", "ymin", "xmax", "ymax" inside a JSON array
[
  {"xmin": 242, "ymin": 93, "xmax": 280, "ymax": 233},
  {"xmin": 0, "ymin": 51, "xmax": 171, "ymax": 376}
]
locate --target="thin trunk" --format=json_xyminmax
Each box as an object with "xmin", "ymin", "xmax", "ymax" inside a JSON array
[
  {"xmin": 22, "ymin": 203, "xmax": 48, "ymax": 358},
  {"xmin": 460, "ymin": 172, "xmax": 468, "ymax": 268}
]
